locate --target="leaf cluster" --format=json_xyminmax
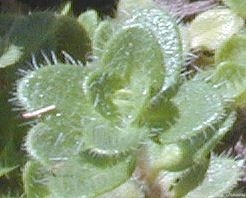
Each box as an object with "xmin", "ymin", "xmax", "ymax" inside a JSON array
[{"xmin": 0, "ymin": 0, "xmax": 246, "ymax": 197}]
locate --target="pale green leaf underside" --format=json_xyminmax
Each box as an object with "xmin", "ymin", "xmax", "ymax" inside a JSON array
[
  {"xmin": 125, "ymin": 8, "xmax": 183, "ymax": 92},
  {"xmin": 160, "ymin": 79, "xmax": 225, "ymax": 144},
  {"xmin": 186, "ymin": 155, "xmax": 243, "ymax": 198}
]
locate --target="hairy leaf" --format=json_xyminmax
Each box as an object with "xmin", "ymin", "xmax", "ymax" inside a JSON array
[
  {"xmin": 78, "ymin": 10, "xmax": 99, "ymax": 38},
  {"xmin": 23, "ymin": 161, "xmax": 50, "ymax": 198},
  {"xmin": 18, "ymin": 64, "xmax": 146, "ymax": 163},
  {"xmin": 155, "ymin": 156, "xmax": 210, "ymax": 198},
  {"xmin": 186, "ymin": 155, "xmax": 243, "ymax": 198},
  {"xmin": 92, "ymin": 20, "xmax": 114, "ymax": 58},
  {"xmin": 125, "ymin": 8, "xmax": 183, "ymax": 93},
  {"xmin": 207, "ymin": 62, "xmax": 246, "ymax": 107},
  {"xmin": 86, "ymin": 25, "xmax": 164, "ymax": 122},
  {"xmin": 48, "ymin": 156, "xmax": 135, "ymax": 197},
  {"xmin": 160, "ymin": 79, "xmax": 225, "ymax": 144},
  {"xmin": 215, "ymin": 34, "xmax": 246, "ymax": 65}
]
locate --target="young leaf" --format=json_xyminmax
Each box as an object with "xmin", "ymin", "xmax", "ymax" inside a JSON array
[
  {"xmin": 125, "ymin": 8, "xmax": 183, "ymax": 93},
  {"xmin": 92, "ymin": 20, "xmax": 114, "ymax": 58},
  {"xmin": 86, "ymin": 25, "xmax": 164, "ymax": 122},
  {"xmin": 117, "ymin": 0, "xmax": 155, "ymax": 20},
  {"xmin": 189, "ymin": 8, "xmax": 244, "ymax": 50},
  {"xmin": 78, "ymin": 10, "xmax": 99, "ymax": 38}
]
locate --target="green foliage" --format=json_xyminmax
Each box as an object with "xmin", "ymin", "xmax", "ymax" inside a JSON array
[
  {"xmin": 215, "ymin": 34, "xmax": 246, "ymax": 65},
  {"xmin": 0, "ymin": 0, "xmax": 246, "ymax": 197},
  {"xmin": 223, "ymin": 0, "xmax": 246, "ymax": 18},
  {"xmin": 125, "ymin": 8, "xmax": 183, "ymax": 94},
  {"xmin": 0, "ymin": 8, "xmax": 92, "ymax": 196},
  {"xmin": 78, "ymin": 10, "xmax": 99, "ymax": 38},
  {"xmin": 186, "ymin": 155, "xmax": 243, "ymax": 198},
  {"xmin": 0, "ymin": 165, "xmax": 18, "ymax": 177},
  {"xmin": 92, "ymin": 20, "xmax": 114, "ymax": 58},
  {"xmin": 23, "ymin": 161, "xmax": 50, "ymax": 198},
  {"xmin": 0, "ymin": 45, "xmax": 23, "ymax": 68}
]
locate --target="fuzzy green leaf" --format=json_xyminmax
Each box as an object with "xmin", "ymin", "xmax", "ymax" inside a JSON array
[
  {"xmin": 17, "ymin": 64, "xmax": 87, "ymax": 113},
  {"xmin": 193, "ymin": 112, "xmax": 236, "ymax": 161},
  {"xmin": 125, "ymin": 8, "xmax": 183, "ymax": 93},
  {"xmin": 23, "ymin": 161, "xmax": 50, "ymax": 198},
  {"xmin": 92, "ymin": 21, "xmax": 114, "ymax": 58},
  {"xmin": 189, "ymin": 9, "xmax": 244, "ymax": 50},
  {"xmin": 140, "ymin": 111, "xmax": 236, "ymax": 178},
  {"xmin": 208, "ymin": 62, "xmax": 246, "ymax": 107},
  {"xmin": 86, "ymin": 25, "xmax": 164, "ymax": 122},
  {"xmin": 215, "ymin": 34, "xmax": 246, "ymax": 65},
  {"xmin": 160, "ymin": 79, "xmax": 225, "ymax": 144},
  {"xmin": 117, "ymin": 0, "xmax": 155, "ymax": 20},
  {"xmin": 156, "ymin": 157, "xmax": 210, "ymax": 198},
  {"xmin": 17, "ymin": 64, "xmax": 90, "ymax": 163},
  {"xmin": 48, "ymin": 156, "xmax": 135, "ymax": 198},
  {"xmin": 60, "ymin": 1, "xmax": 72, "ymax": 16},
  {"xmin": 186, "ymin": 155, "xmax": 243, "ymax": 198},
  {"xmin": 78, "ymin": 10, "xmax": 99, "ymax": 37},
  {"xmin": 18, "ymin": 64, "xmax": 146, "ymax": 163}
]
